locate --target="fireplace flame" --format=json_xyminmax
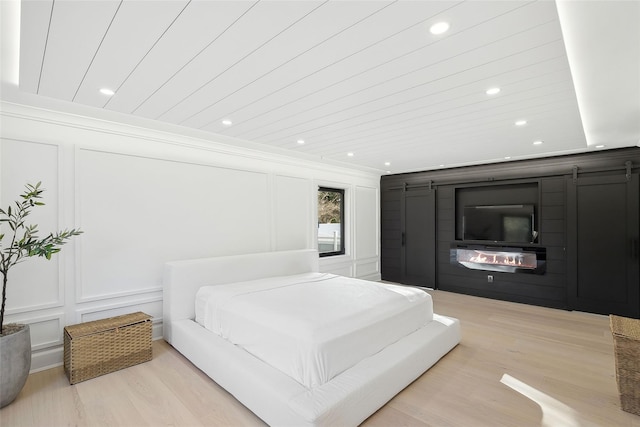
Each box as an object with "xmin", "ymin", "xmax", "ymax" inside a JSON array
[{"xmin": 465, "ymin": 250, "xmax": 536, "ymax": 269}]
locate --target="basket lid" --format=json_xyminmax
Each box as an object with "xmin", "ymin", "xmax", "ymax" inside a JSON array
[
  {"xmin": 610, "ymin": 315, "xmax": 640, "ymax": 339},
  {"xmin": 65, "ymin": 312, "xmax": 152, "ymax": 338}
]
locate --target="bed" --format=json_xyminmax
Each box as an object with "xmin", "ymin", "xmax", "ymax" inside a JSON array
[{"xmin": 163, "ymin": 249, "xmax": 460, "ymax": 426}]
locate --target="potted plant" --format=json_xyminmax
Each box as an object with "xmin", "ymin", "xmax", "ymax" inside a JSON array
[{"xmin": 0, "ymin": 182, "xmax": 82, "ymax": 408}]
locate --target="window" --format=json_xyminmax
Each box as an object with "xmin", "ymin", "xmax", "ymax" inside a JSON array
[{"xmin": 317, "ymin": 187, "xmax": 345, "ymax": 257}]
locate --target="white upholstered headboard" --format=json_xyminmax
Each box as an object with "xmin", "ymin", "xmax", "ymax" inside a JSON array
[{"xmin": 163, "ymin": 249, "xmax": 319, "ymax": 343}]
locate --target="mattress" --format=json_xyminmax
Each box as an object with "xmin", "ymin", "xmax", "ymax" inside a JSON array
[{"xmin": 195, "ymin": 273, "xmax": 433, "ymax": 388}]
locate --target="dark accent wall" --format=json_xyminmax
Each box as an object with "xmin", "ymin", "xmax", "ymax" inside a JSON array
[
  {"xmin": 436, "ymin": 177, "xmax": 567, "ymax": 308},
  {"xmin": 381, "ymin": 147, "xmax": 640, "ymax": 316}
]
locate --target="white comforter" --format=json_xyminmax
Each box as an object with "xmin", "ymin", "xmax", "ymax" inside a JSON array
[{"xmin": 195, "ymin": 273, "xmax": 432, "ymax": 389}]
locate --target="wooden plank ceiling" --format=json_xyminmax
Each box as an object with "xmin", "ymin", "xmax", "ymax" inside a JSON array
[{"xmin": 18, "ymin": 0, "xmax": 620, "ymax": 173}]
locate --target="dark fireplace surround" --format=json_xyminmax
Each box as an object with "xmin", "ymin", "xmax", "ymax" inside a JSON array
[{"xmin": 450, "ymin": 243, "xmax": 547, "ymax": 274}]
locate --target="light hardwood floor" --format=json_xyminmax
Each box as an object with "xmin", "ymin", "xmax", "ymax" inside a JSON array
[{"xmin": 2, "ymin": 290, "xmax": 639, "ymax": 426}]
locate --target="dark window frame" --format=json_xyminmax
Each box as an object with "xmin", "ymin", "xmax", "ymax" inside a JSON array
[{"xmin": 317, "ymin": 187, "xmax": 345, "ymax": 257}]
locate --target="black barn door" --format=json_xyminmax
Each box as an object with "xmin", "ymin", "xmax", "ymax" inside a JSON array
[
  {"xmin": 402, "ymin": 187, "xmax": 436, "ymax": 287},
  {"xmin": 567, "ymin": 173, "xmax": 639, "ymax": 317},
  {"xmin": 381, "ymin": 184, "xmax": 436, "ymax": 287}
]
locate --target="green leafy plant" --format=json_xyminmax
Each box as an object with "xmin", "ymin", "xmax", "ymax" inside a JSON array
[{"xmin": 0, "ymin": 182, "xmax": 82, "ymax": 335}]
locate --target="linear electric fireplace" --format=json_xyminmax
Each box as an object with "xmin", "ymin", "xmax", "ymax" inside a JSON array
[{"xmin": 450, "ymin": 243, "xmax": 546, "ymax": 274}]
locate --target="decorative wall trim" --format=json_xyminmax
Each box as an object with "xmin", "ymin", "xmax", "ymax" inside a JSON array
[
  {"xmin": 30, "ymin": 317, "xmax": 64, "ymax": 351},
  {"xmin": 74, "ymin": 295, "xmax": 162, "ymax": 325},
  {"xmin": 74, "ymin": 147, "xmax": 274, "ymax": 302},
  {"xmin": 2, "ymin": 101, "xmax": 383, "ymax": 178},
  {"xmin": 76, "ymin": 146, "xmax": 281, "ymax": 177},
  {"xmin": 31, "ymin": 347, "xmax": 64, "ymax": 373},
  {"xmin": 355, "ymin": 258, "xmax": 380, "ymax": 279},
  {"xmin": 11, "ymin": 312, "xmax": 65, "ymax": 351},
  {"xmin": 4, "ymin": 300, "xmax": 65, "ymax": 316},
  {"xmin": 76, "ymin": 286, "xmax": 162, "ymax": 304},
  {"xmin": 1, "ymin": 138, "xmax": 66, "ymax": 314}
]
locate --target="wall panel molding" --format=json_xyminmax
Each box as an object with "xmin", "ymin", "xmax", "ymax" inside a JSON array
[
  {"xmin": 76, "ymin": 299, "xmax": 162, "ymax": 321},
  {"xmin": 17, "ymin": 313, "xmax": 65, "ymax": 351},
  {"xmin": 76, "ymin": 286, "xmax": 162, "ymax": 304},
  {"xmin": 355, "ymin": 258, "xmax": 381, "ymax": 281},
  {"xmin": 31, "ymin": 347, "xmax": 64, "ymax": 373},
  {"xmin": 2, "ymin": 100, "xmax": 381, "ymax": 373},
  {"xmin": 75, "ymin": 148, "xmax": 272, "ymax": 302},
  {"xmin": 273, "ymin": 174, "xmax": 312, "ymax": 252},
  {"xmin": 2, "ymin": 101, "xmax": 382, "ymax": 180},
  {"xmin": 1, "ymin": 138, "xmax": 66, "ymax": 314}
]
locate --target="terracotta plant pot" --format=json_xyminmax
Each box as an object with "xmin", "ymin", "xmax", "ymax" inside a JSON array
[{"xmin": 0, "ymin": 324, "xmax": 31, "ymax": 408}]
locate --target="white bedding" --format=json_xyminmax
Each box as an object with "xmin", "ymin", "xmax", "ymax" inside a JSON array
[
  {"xmin": 195, "ymin": 272, "xmax": 433, "ymax": 389},
  {"xmin": 165, "ymin": 249, "xmax": 461, "ymax": 426}
]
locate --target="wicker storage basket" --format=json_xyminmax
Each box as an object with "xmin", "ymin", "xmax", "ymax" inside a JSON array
[
  {"xmin": 610, "ymin": 314, "xmax": 640, "ymax": 416},
  {"xmin": 64, "ymin": 312, "xmax": 152, "ymax": 384}
]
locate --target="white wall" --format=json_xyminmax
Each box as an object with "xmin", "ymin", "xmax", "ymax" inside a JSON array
[{"xmin": 0, "ymin": 101, "xmax": 380, "ymax": 372}]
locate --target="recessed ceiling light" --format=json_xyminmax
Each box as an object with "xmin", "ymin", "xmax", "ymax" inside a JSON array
[
  {"xmin": 533, "ymin": 140, "xmax": 543, "ymax": 145},
  {"xmin": 99, "ymin": 88, "xmax": 115, "ymax": 96},
  {"xmin": 384, "ymin": 162, "xmax": 391, "ymax": 166},
  {"xmin": 515, "ymin": 120, "xmax": 527, "ymax": 126},
  {"xmin": 429, "ymin": 21, "xmax": 450, "ymax": 35},
  {"xmin": 222, "ymin": 119, "xmax": 232, "ymax": 126},
  {"xmin": 439, "ymin": 164, "xmax": 445, "ymax": 167},
  {"xmin": 486, "ymin": 87, "xmax": 501, "ymax": 95},
  {"xmin": 595, "ymin": 144, "xmax": 606, "ymax": 148},
  {"xmin": 347, "ymin": 152, "xmax": 354, "ymax": 157},
  {"xmin": 297, "ymin": 139, "xmax": 305, "ymax": 145},
  {"xmin": 504, "ymin": 156, "xmax": 511, "ymax": 160}
]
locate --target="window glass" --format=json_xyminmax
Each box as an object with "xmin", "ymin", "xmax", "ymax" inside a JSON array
[{"xmin": 317, "ymin": 188, "xmax": 345, "ymax": 256}]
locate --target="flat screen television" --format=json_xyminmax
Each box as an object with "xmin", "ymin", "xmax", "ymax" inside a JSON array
[{"xmin": 463, "ymin": 204, "xmax": 536, "ymax": 243}]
